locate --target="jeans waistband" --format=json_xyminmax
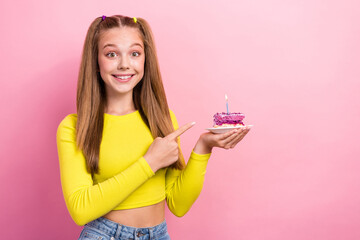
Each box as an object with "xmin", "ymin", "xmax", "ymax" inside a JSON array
[{"xmin": 86, "ymin": 217, "xmax": 168, "ymax": 239}]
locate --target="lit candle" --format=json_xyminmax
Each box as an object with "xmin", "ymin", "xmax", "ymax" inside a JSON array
[{"xmin": 225, "ymin": 94, "xmax": 229, "ymax": 114}]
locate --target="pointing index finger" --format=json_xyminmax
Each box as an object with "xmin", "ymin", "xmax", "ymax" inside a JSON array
[{"xmin": 165, "ymin": 122, "xmax": 196, "ymax": 140}]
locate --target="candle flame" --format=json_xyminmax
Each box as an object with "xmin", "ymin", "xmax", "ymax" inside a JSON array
[{"xmin": 225, "ymin": 94, "xmax": 228, "ymax": 101}]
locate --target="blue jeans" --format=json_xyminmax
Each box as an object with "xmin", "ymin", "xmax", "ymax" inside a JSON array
[{"xmin": 78, "ymin": 217, "xmax": 171, "ymax": 240}]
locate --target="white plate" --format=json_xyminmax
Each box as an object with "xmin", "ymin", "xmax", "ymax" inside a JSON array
[{"xmin": 206, "ymin": 125, "xmax": 252, "ymax": 134}]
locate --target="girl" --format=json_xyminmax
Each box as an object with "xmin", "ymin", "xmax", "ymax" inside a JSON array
[{"xmin": 56, "ymin": 14, "xmax": 251, "ymax": 240}]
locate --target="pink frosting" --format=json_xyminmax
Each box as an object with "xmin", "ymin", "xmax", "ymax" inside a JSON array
[{"xmin": 213, "ymin": 112, "xmax": 245, "ymax": 126}]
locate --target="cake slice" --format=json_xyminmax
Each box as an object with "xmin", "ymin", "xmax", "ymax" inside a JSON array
[{"xmin": 213, "ymin": 112, "xmax": 245, "ymax": 128}]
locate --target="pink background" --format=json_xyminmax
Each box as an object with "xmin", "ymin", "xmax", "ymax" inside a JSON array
[{"xmin": 1, "ymin": 0, "xmax": 359, "ymax": 239}]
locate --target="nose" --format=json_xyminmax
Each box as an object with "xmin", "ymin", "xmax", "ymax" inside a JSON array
[{"xmin": 118, "ymin": 55, "xmax": 130, "ymax": 70}]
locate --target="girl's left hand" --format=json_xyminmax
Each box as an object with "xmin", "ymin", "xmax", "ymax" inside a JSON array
[{"xmin": 193, "ymin": 127, "xmax": 251, "ymax": 154}]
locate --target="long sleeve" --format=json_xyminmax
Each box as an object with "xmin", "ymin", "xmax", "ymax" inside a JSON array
[
  {"xmin": 166, "ymin": 111, "xmax": 212, "ymax": 217},
  {"xmin": 56, "ymin": 115, "xmax": 155, "ymax": 226}
]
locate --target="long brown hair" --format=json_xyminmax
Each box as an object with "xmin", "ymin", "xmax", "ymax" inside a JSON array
[{"xmin": 76, "ymin": 15, "xmax": 185, "ymax": 175}]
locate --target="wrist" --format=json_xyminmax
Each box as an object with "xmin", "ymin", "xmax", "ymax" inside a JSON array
[
  {"xmin": 143, "ymin": 154, "xmax": 159, "ymax": 173},
  {"xmin": 193, "ymin": 138, "xmax": 213, "ymax": 154}
]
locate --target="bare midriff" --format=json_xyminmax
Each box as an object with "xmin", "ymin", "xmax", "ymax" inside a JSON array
[{"xmin": 103, "ymin": 200, "xmax": 166, "ymax": 228}]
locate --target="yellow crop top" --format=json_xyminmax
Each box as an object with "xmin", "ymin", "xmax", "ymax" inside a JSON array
[{"xmin": 56, "ymin": 109, "xmax": 211, "ymax": 226}]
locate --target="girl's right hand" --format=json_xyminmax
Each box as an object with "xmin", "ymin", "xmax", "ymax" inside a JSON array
[{"xmin": 144, "ymin": 122, "xmax": 195, "ymax": 172}]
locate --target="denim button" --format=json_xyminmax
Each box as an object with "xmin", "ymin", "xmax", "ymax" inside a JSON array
[
  {"xmin": 110, "ymin": 237, "xmax": 115, "ymax": 240},
  {"xmin": 136, "ymin": 231, "xmax": 145, "ymax": 237}
]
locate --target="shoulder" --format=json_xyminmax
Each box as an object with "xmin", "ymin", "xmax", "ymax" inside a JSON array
[
  {"xmin": 57, "ymin": 114, "xmax": 78, "ymax": 137},
  {"xmin": 169, "ymin": 108, "xmax": 179, "ymax": 129},
  {"xmin": 169, "ymin": 108, "xmax": 176, "ymax": 120},
  {"xmin": 58, "ymin": 114, "xmax": 77, "ymax": 128}
]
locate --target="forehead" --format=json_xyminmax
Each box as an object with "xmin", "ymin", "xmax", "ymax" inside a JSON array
[{"xmin": 98, "ymin": 27, "xmax": 144, "ymax": 48}]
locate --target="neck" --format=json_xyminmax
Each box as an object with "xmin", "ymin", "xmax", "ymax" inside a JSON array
[{"xmin": 105, "ymin": 91, "xmax": 136, "ymax": 116}]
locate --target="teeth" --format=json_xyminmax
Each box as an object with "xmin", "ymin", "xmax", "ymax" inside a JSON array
[{"xmin": 115, "ymin": 75, "xmax": 132, "ymax": 80}]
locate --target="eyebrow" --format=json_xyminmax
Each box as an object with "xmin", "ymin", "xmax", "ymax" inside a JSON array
[{"xmin": 103, "ymin": 43, "xmax": 143, "ymax": 49}]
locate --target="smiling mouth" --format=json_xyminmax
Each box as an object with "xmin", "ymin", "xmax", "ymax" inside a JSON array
[
  {"xmin": 113, "ymin": 74, "xmax": 135, "ymax": 80},
  {"xmin": 112, "ymin": 74, "xmax": 135, "ymax": 83}
]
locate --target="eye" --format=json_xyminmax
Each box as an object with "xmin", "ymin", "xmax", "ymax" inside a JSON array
[
  {"xmin": 132, "ymin": 52, "xmax": 140, "ymax": 57},
  {"xmin": 106, "ymin": 52, "xmax": 117, "ymax": 58}
]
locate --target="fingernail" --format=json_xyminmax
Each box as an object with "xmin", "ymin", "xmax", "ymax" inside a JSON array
[
  {"xmin": 247, "ymin": 125, "xmax": 253, "ymax": 129},
  {"xmin": 191, "ymin": 122, "xmax": 196, "ymax": 125}
]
